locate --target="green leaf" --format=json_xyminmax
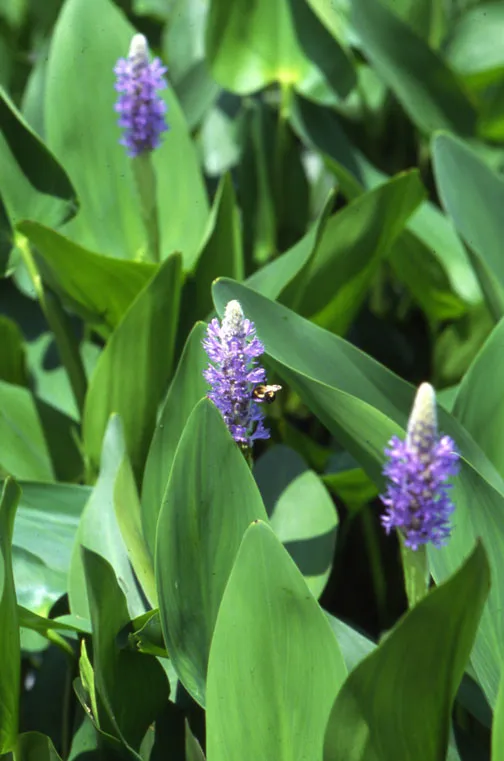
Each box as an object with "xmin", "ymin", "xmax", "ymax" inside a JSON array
[
  {"xmin": 453, "ymin": 317, "xmax": 504, "ymax": 478},
  {"xmin": 12, "ymin": 482, "xmax": 90, "ymax": 614},
  {"xmin": 493, "ymin": 667, "xmax": 504, "ymax": 761},
  {"xmin": 287, "ymin": 170, "xmax": 426, "ymax": 332},
  {"xmin": 83, "ymin": 254, "xmax": 182, "ymax": 480},
  {"xmin": 206, "ymin": 521, "xmax": 347, "ymax": 761},
  {"xmin": 205, "ymin": 0, "xmax": 355, "ymax": 97},
  {"xmin": 254, "ymin": 445, "xmax": 338, "ymax": 598},
  {"xmin": 141, "ymin": 322, "xmax": 208, "ymax": 559},
  {"xmin": 245, "ymin": 193, "xmax": 332, "ymax": 301},
  {"xmin": 432, "ymin": 132, "xmax": 504, "ymax": 320},
  {"xmin": 155, "ymin": 398, "xmax": 268, "ymax": 706},
  {"xmin": 445, "ymin": 2, "xmax": 504, "ymax": 83},
  {"xmin": 82, "ymin": 548, "xmax": 169, "ymax": 752},
  {"xmin": 69, "ymin": 418, "xmax": 146, "ymax": 621},
  {"xmin": 324, "ymin": 542, "xmax": 489, "ymax": 761},
  {"xmin": 18, "ymin": 221, "xmax": 155, "ymax": 336},
  {"xmin": 0, "ymin": 316, "xmax": 26, "ymax": 386},
  {"xmin": 0, "ymin": 380, "xmax": 54, "ymax": 481},
  {"xmin": 112, "ymin": 416, "xmax": 156, "ymax": 606},
  {"xmin": 0, "ymin": 477, "xmax": 21, "ymax": 753},
  {"xmin": 350, "ymin": 0, "xmax": 476, "ymax": 135},
  {"xmin": 324, "ymin": 613, "xmax": 375, "ymax": 673},
  {"xmin": 188, "ymin": 173, "xmax": 244, "ymax": 317},
  {"xmin": 45, "ymin": 0, "xmax": 208, "ymax": 265},
  {"xmin": 0, "ymin": 85, "xmax": 77, "ymax": 210},
  {"xmin": 16, "ymin": 732, "xmax": 63, "ymax": 761}
]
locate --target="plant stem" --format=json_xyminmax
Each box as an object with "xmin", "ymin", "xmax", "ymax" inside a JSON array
[
  {"xmin": 133, "ymin": 152, "xmax": 161, "ymax": 263},
  {"xmin": 399, "ymin": 536, "xmax": 429, "ymax": 608}
]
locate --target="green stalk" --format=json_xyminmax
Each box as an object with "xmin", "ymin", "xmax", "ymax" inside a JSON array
[
  {"xmin": 132, "ymin": 152, "xmax": 161, "ymax": 263},
  {"xmin": 399, "ymin": 535, "xmax": 429, "ymax": 608},
  {"xmin": 17, "ymin": 235, "xmax": 87, "ymax": 417}
]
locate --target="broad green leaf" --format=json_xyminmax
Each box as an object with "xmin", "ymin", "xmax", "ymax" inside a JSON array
[
  {"xmin": 34, "ymin": 396, "xmax": 83, "ymax": 482},
  {"xmin": 155, "ymin": 398, "xmax": 268, "ymax": 706},
  {"xmin": 254, "ymin": 445, "xmax": 338, "ymax": 598},
  {"xmin": 178, "ymin": 173, "xmax": 243, "ymax": 337},
  {"xmin": 0, "ymin": 85, "xmax": 77, "ymax": 225},
  {"xmin": 26, "ymin": 333, "xmax": 100, "ymax": 421},
  {"xmin": 141, "ymin": 322, "xmax": 208, "ymax": 559},
  {"xmin": 428, "ymin": 465, "xmax": 504, "ymax": 708},
  {"xmin": 82, "ymin": 548, "xmax": 168, "ymax": 752},
  {"xmin": 287, "ymin": 170, "xmax": 426, "ymax": 332},
  {"xmin": 45, "ymin": 0, "xmax": 208, "ymax": 265},
  {"xmin": 0, "ymin": 316, "xmax": 26, "ymax": 386},
  {"xmin": 83, "ymin": 254, "xmax": 182, "ymax": 480},
  {"xmin": 324, "ymin": 543, "xmax": 489, "ymax": 761},
  {"xmin": 12, "ymin": 482, "xmax": 90, "ymax": 614},
  {"xmin": 290, "ymin": 94, "xmax": 481, "ymax": 307},
  {"xmin": 350, "ymin": 0, "xmax": 476, "ymax": 135},
  {"xmin": 245, "ymin": 192, "xmax": 332, "ymax": 301},
  {"xmin": 18, "ymin": 221, "xmax": 155, "ymax": 336},
  {"xmin": 0, "ymin": 380, "xmax": 54, "ymax": 481},
  {"xmin": 324, "ymin": 613, "xmax": 375, "ymax": 672},
  {"xmin": 205, "ymin": 0, "xmax": 355, "ymax": 97},
  {"xmin": 493, "ymin": 668, "xmax": 504, "ymax": 761},
  {"xmin": 206, "ymin": 521, "xmax": 347, "ymax": 761},
  {"xmin": 445, "ymin": 2, "xmax": 504, "ymax": 84},
  {"xmin": 176, "ymin": 60, "xmax": 221, "ymax": 130},
  {"xmin": 112, "ymin": 416, "xmax": 156, "ymax": 605},
  {"xmin": 69, "ymin": 418, "xmax": 146, "ymax": 621},
  {"xmin": 453, "ymin": 317, "xmax": 504, "ymax": 478},
  {"xmin": 432, "ymin": 132, "xmax": 504, "ymax": 320},
  {"xmin": 0, "ymin": 478, "xmax": 21, "ymax": 754},
  {"xmin": 16, "ymin": 732, "xmax": 63, "ymax": 761}
]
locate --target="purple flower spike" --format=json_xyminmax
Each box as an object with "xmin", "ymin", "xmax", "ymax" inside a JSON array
[
  {"xmin": 114, "ymin": 34, "xmax": 169, "ymax": 157},
  {"xmin": 380, "ymin": 383, "xmax": 460, "ymax": 551},
  {"xmin": 203, "ymin": 300, "xmax": 271, "ymax": 448}
]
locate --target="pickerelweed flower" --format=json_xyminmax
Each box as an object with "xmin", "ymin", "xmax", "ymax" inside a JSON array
[
  {"xmin": 380, "ymin": 383, "xmax": 460, "ymax": 550},
  {"xmin": 203, "ymin": 300, "xmax": 271, "ymax": 448},
  {"xmin": 114, "ymin": 34, "xmax": 169, "ymax": 157}
]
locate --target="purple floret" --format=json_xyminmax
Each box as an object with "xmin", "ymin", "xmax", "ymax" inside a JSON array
[
  {"xmin": 380, "ymin": 384, "xmax": 460, "ymax": 550},
  {"xmin": 203, "ymin": 301, "xmax": 270, "ymax": 448},
  {"xmin": 114, "ymin": 34, "xmax": 169, "ymax": 157}
]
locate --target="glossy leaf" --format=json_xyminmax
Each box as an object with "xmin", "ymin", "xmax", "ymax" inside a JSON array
[
  {"xmin": 82, "ymin": 548, "xmax": 168, "ymax": 752},
  {"xmin": 351, "ymin": 0, "xmax": 476, "ymax": 135},
  {"xmin": 13, "ymin": 481, "xmax": 90, "ymax": 614},
  {"xmin": 83, "ymin": 253, "xmax": 182, "ymax": 480},
  {"xmin": 287, "ymin": 170, "xmax": 426, "ymax": 331},
  {"xmin": 453, "ymin": 317, "xmax": 504, "ymax": 478},
  {"xmin": 0, "ymin": 380, "xmax": 54, "ymax": 481},
  {"xmin": 45, "ymin": 0, "xmax": 208, "ymax": 264},
  {"xmin": 205, "ymin": 0, "xmax": 355, "ymax": 97},
  {"xmin": 0, "ymin": 478, "xmax": 21, "ymax": 754},
  {"xmin": 324, "ymin": 543, "xmax": 489, "ymax": 761},
  {"xmin": 16, "ymin": 732, "xmax": 63, "ymax": 761},
  {"xmin": 141, "ymin": 322, "xmax": 208, "ymax": 559},
  {"xmin": 432, "ymin": 132, "xmax": 504, "ymax": 319},
  {"xmin": 69, "ymin": 417, "xmax": 146, "ymax": 621},
  {"xmin": 112, "ymin": 415, "xmax": 156, "ymax": 605},
  {"xmin": 155, "ymin": 398, "xmax": 267, "ymax": 706},
  {"xmin": 18, "ymin": 221, "xmax": 155, "ymax": 336},
  {"xmin": 206, "ymin": 521, "xmax": 347, "ymax": 761},
  {"xmin": 254, "ymin": 445, "xmax": 338, "ymax": 598}
]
